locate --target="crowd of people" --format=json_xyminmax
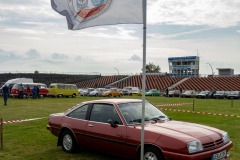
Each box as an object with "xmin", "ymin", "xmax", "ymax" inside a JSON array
[{"xmin": 2, "ymin": 83, "xmax": 41, "ymax": 106}]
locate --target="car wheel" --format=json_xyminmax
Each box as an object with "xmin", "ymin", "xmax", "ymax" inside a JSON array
[
  {"xmin": 143, "ymin": 147, "xmax": 164, "ymax": 160},
  {"xmin": 95, "ymin": 93, "xmax": 98, "ymax": 97},
  {"xmin": 109, "ymin": 94, "xmax": 112, "ymax": 97},
  {"xmin": 62, "ymin": 130, "xmax": 77, "ymax": 153},
  {"xmin": 72, "ymin": 94, "xmax": 76, "ymax": 98}
]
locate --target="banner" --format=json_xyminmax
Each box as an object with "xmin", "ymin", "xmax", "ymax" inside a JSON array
[{"xmin": 51, "ymin": 0, "xmax": 143, "ymax": 30}]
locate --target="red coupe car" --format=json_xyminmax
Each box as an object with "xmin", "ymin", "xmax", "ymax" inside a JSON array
[{"xmin": 47, "ymin": 99, "xmax": 232, "ymax": 160}]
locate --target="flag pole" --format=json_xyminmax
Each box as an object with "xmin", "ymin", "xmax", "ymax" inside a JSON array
[{"xmin": 140, "ymin": 0, "xmax": 147, "ymax": 159}]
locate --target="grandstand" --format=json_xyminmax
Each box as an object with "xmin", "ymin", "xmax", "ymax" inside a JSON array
[{"xmin": 1, "ymin": 72, "xmax": 240, "ymax": 92}]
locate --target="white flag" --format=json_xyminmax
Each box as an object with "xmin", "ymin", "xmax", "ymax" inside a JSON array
[{"xmin": 51, "ymin": 0, "xmax": 143, "ymax": 30}]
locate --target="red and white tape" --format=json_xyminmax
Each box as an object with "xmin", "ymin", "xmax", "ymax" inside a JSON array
[
  {"xmin": 0, "ymin": 117, "xmax": 47, "ymax": 125},
  {"xmin": 157, "ymin": 103, "xmax": 193, "ymax": 107},
  {"xmin": 160, "ymin": 108, "xmax": 240, "ymax": 118}
]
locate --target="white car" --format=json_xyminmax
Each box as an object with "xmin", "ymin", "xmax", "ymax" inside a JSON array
[{"xmin": 88, "ymin": 88, "xmax": 106, "ymax": 96}]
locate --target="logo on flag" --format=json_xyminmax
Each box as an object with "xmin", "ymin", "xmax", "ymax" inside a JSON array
[
  {"xmin": 51, "ymin": 0, "xmax": 143, "ymax": 30},
  {"xmin": 68, "ymin": 0, "xmax": 112, "ymax": 23}
]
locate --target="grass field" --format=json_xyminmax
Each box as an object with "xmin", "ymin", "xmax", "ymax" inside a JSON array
[{"xmin": 0, "ymin": 96, "xmax": 239, "ymax": 160}]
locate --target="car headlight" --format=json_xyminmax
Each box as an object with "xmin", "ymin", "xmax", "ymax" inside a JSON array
[
  {"xmin": 187, "ymin": 141, "xmax": 203, "ymax": 154},
  {"xmin": 222, "ymin": 132, "xmax": 230, "ymax": 143}
]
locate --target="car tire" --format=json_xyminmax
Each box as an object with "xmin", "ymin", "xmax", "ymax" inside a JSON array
[
  {"xmin": 109, "ymin": 94, "xmax": 112, "ymax": 97},
  {"xmin": 72, "ymin": 94, "xmax": 76, "ymax": 98},
  {"xmin": 62, "ymin": 130, "xmax": 77, "ymax": 153},
  {"xmin": 143, "ymin": 147, "xmax": 164, "ymax": 160}
]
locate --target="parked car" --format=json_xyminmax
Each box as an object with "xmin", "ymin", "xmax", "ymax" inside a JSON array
[
  {"xmin": 47, "ymin": 99, "xmax": 233, "ymax": 160},
  {"xmin": 10, "ymin": 83, "xmax": 48, "ymax": 98},
  {"xmin": 88, "ymin": 88, "xmax": 106, "ymax": 96},
  {"xmin": 78, "ymin": 88, "xmax": 85, "ymax": 94},
  {"xmin": 80, "ymin": 88, "xmax": 95, "ymax": 96},
  {"xmin": 145, "ymin": 89, "xmax": 160, "ymax": 96},
  {"xmin": 122, "ymin": 86, "xmax": 140, "ymax": 95},
  {"xmin": 48, "ymin": 83, "xmax": 78, "ymax": 98},
  {"xmin": 226, "ymin": 91, "xmax": 240, "ymax": 99},
  {"xmin": 196, "ymin": 90, "xmax": 212, "ymax": 99},
  {"xmin": 102, "ymin": 88, "xmax": 122, "ymax": 97},
  {"xmin": 163, "ymin": 90, "xmax": 181, "ymax": 97},
  {"xmin": 180, "ymin": 90, "xmax": 198, "ymax": 98},
  {"xmin": 213, "ymin": 91, "xmax": 226, "ymax": 99}
]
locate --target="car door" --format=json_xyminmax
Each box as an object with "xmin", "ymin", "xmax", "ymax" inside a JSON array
[
  {"xmin": 84, "ymin": 103, "xmax": 132, "ymax": 158},
  {"xmin": 64, "ymin": 104, "xmax": 89, "ymax": 146}
]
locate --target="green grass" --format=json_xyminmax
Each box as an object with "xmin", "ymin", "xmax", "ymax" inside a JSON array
[{"xmin": 0, "ymin": 96, "xmax": 239, "ymax": 160}]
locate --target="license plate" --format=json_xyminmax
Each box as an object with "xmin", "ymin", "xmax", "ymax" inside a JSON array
[{"xmin": 211, "ymin": 150, "xmax": 227, "ymax": 160}]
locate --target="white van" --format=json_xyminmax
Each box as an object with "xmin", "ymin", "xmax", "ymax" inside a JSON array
[{"xmin": 0, "ymin": 78, "xmax": 33, "ymax": 96}]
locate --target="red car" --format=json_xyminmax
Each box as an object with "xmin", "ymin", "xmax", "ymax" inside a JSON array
[{"xmin": 47, "ymin": 99, "xmax": 232, "ymax": 160}]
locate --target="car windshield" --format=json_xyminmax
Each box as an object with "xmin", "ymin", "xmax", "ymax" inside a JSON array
[
  {"xmin": 199, "ymin": 91, "xmax": 208, "ymax": 94},
  {"xmin": 118, "ymin": 102, "xmax": 168, "ymax": 125},
  {"xmin": 229, "ymin": 91, "xmax": 239, "ymax": 95},
  {"xmin": 216, "ymin": 91, "xmax": 225, "ymax": 94},
  {"xmin": 184, "ymin": 90, "xmax": 192, "ymax": 94},
  {"xmin": 169, "ymin": 91, "xmax": 175, "ymax": 94}
]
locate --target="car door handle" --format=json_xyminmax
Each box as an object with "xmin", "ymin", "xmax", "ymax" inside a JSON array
[{"xmin": 88, "ymin": 124, "xmax": 94, "ymax": 127}]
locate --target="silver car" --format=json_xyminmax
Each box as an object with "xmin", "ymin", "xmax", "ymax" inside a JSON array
[{"xmin": 88, "ymin": 88, "xmax": 106, "ymax": 96}]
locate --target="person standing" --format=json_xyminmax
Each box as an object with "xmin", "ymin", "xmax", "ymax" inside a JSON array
[
  {"xmin": 32, "ymin": 86, "xmax": 37, "ymax": 99},
  {"xmin": 2, "ymin": 85, "xmax": 9, "ymax": 106},
  {"xmin": 19, "ymin": 83, "xmax": 24, "ymax": 99},
  {"xmin": 166, "ymin": 88, "xmax": 169, "ymax": 97},
  {"xmin": 27, "ymin": 85, "xmax": 31, "ymax": 98},
  {"xmin": 36, "ymin": 86, "xmax": 40, "ymax": 98}
]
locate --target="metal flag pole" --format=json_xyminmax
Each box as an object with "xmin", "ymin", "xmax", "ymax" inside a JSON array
[{"xmin": 140, "ymin": 0, "xmax": 147, "ymax": 159}]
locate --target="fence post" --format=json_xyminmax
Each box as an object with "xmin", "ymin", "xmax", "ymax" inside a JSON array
[
  {"xmin": 0, "ymin": 118, "xmax": 3, "ymax": 150},
  {"xmin": 193, "ymin": 99, "xmax": 195, "ymax": 111}
]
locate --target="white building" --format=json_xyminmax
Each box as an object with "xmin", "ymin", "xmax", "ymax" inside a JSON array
[{"xmin": 168, "ymin": 56, "xmax": 200, "ymax": 77}]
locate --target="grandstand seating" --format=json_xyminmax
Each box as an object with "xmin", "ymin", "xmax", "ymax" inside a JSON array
[
  {"xmin": 173, "ymin": 77, "xmax": 240, "ymax": 91},
  {"xmin": 2, "ymin": 72, "xmax": 240, "ymax": 91},
  {"xmin": 76, "ymin": 75, "xmax": 127, "ymax": 88}
]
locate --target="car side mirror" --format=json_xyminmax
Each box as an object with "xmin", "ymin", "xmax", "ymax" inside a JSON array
[{"xmin": 107, "ymin": 119, "xmax": 117, "ymax": 128}]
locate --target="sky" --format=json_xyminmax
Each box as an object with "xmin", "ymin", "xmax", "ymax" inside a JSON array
[{"xmin": 0, "ymin": 0, "xmax": 240, "ymax": 76}]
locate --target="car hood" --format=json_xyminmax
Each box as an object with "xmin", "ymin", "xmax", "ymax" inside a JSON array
[
  {"xmin": 90, "ymin": 91, "xmax": 97, "ymax": 94},
  {"xmin": 198, "ymin": 93, "xmax": 207, "ymax": 95},
  {"xmin": 143, "ymin": 120, "xmax": 222, "ymax": 143}
]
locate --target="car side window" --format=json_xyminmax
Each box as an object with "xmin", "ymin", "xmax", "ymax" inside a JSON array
[
  {"xmin": 90, "ymin": 104, "xmax": 122, "ymax": 125},
  {"xmin": 67, "ymin": 104, "xmax": 88, "ymax": 120}
]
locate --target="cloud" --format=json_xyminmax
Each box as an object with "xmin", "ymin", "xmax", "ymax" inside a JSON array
[
  {"xmin": 148, "ymin": 27, "xmax": 215, "ymax": 40},
  {"xmin": 148, "ymin": 0, "xmax": 240, "ymax": 28},
  {"xmin": 25, "ymin": 49, "xmax": 40, "ymax": 59},
  {"xmin": 0, "ymin": 49, "xmax": 21, "ymax": 62},
  {"xmin": 75, "ymin": 56, "xmax": 81, "ymax": 61},
  {"xmin": 129, "ymin": 54, "xmax": 142, "ymax": 61},
  {"xmin": 51, "ymin": 53, "xmax": 68, "ymax": 60}
]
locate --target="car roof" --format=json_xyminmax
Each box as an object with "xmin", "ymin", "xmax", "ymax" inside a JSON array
[{"xmin": 82, "ymin": 99, "xmax": 142, "ymax": 104}]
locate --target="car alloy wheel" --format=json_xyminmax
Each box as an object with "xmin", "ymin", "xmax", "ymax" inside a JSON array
[
  {"xmin": 62, "ymin": 130, "xmax": 77, "ymax": 153},
  {"xmin": 143, "ymin": 147, "xmax": 164, "ymax": 160}
]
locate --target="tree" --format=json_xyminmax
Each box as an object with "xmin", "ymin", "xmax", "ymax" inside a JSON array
[
  {"xmin": 146, "ymin": 62, "xmax": 161, "ymax": 73},
  {"xmin": 34, "ymin": 70, "xmax": 39, "ymax": 74}
]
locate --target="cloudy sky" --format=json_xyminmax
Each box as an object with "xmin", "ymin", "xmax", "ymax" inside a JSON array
[{"xmin": 0, "ymin": 0, "xmax": 240, "ymax": 76}]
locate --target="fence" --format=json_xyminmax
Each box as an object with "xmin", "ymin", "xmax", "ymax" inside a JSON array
[{"xmin": 0, "ymin": 118, "xmax": 3, "ymax": 150}]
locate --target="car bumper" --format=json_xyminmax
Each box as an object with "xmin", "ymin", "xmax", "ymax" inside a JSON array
[{"xmin": 163, "ymin": 141, "xmax": 233, "ymax": 160}]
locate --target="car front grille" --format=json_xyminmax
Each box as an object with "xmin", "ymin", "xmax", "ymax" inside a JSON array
[{"xmin": 202, "ymin": 138, "xmax": 224, "ymax": 151}]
